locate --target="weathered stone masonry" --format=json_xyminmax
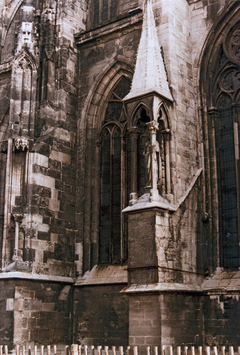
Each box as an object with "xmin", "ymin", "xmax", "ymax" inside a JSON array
[{"xmin": 0, "ymin": 0, "xmax": 240, "ymax": 350}]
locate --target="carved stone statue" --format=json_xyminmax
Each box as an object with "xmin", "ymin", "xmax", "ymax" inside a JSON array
[{"xmin": 145, "ymin": 121, "xmax": 161, "ymax": 192}]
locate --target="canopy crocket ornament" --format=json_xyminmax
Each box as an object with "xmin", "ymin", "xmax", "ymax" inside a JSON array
[
  {"xmin": 124, "ymin": 0, "xmax": 173, "ymax": 205},
  {"xmin": 124, "ymin": 0, "xmax": 173, "ymax": 102}
]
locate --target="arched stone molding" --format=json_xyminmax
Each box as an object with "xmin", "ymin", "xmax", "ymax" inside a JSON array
[
  {"xmin": 1, "ymin": 0, "xmax": 24, "ymax": 47},
  {"xmin": 77, "ymin": 59, "xmax": 133, "ymax": 273},
  {"xmin": 12, "ymin": 47, "xmax": 36, "ymax": 71},
  {"xmin": 130, "ymin": 102, "xmax": 152, "ymax": 128},
  {"xmin": 158, "ymin": 102, "xmax": 170, "ymax": 130},
  {"xmin": 79, "ymin": 58, "xmax": 133, "ymax": 135},
  {"xmin": 199, "ymin": 1, "xmax": 240, "ymax": 104},
  {"xmin": 199, "ymin": 1, "xmax": 240, "ymax": 272},
  {"xmin": 10, "ymin": 48, "xmax": 37, "ymax": 138}
]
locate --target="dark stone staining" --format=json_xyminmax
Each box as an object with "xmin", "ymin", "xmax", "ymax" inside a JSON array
[
  {"xmin": 12, "ymin": 280, "xmax": 72, "ymax": 346},
  {"xmin": 49, "ymin": 159, "xmax": 61, "ymax": 171},
  {"xmin": 203, "ymin": 295, "xmax": 240, "ymax": 346},
  {"xmin": 23, "ymin": 248, "xmax": 35, "ymax": 262},
  {"xmin": 0, "ymin": 281, "xmax": 14, "ymax": 347},
  {"xmin": 32, "ymin": 142, "xmax": 51, "ymax": 157},
  {"xmin": 38, "ymin": 231, "xmax": 50, "ymax": 241},
  {"xmin": 73, "ymin": 285, "xmax": 128, "ymax": 346},
  {"xmin": 32, "ymin": 164, "xmax": 61, "ymax": 180}
]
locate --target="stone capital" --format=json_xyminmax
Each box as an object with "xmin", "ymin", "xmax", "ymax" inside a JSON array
[
  {"xmin": 146, "ymin": 120, "xmax": 159, "ymax": 133},
  {"xmin": 208, "ymin": 107, "xmax": 218, "ymax": 116},
  {"xmin": 13, "ymin": 137, "xmax": 29, "ymax": 151},
  {"xmin": 128, "ymin": 127, "xmax": 140, "ymax": 136}
]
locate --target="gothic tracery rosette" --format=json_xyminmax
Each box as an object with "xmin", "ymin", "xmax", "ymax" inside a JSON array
[
  {"xmin": 224, "ymin": 22, "xmax": 240, "ymax": 66},
  {"xmin": 220, "ymin": 67, "xmax": 240, "ymax": 93}
]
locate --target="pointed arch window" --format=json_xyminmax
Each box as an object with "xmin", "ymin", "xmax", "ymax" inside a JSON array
[
  {"xmin": 93, "ymin": 0, "xmax": 117, "ymax": 27},
  {"xmin": 99, "ymin": 76, "xmax": 131, "ymax": 264},
  {"xmin": 216, "ymin": 94, "xmax": 239, "ymax": 267},
  {"xmin": 11, "ymin": 51, "xmax": 36, "ymax": 138},
  {"xmin": 205, "ymin": 21, "xmax": 240, "ymax": 268}
]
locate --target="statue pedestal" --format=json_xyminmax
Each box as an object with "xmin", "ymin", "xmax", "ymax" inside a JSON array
[{"xmin": 123, "ymin": 200, "xmax": 202, "ymax": 351}]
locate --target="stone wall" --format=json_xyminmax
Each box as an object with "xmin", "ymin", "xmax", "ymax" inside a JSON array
[
  {"xmin": 203, "ymin": 294, "xmax": 240, "ymax": 346},
  {"xmin": 73, "ymin": 284, "xmax": 129, "ymax": 346},
  {"xmin": 0, "ymin": 280, "xmax": 14, "ymax": 347},
  {"xmin": 0, "ymin": 279, "xmax": 72, "ymax": 348},
  {"xmin": 0, "ymin": 0, "xmax": 84, "ymax": 276},
  {"xmin": 0, "ymin": 0, "xmax": 239, "ymax": 349},
  {"xmin": 86, "ymin": 0, "xmax": 140, "ymax": 30},
  {"xmin": 129, "ymin": 293, "xmax": 202, "ymax": 351}
]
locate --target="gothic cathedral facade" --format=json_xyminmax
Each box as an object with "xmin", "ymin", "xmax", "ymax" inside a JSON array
[{"xmin": 0, "ymin": 0, "xmax": 240, "ymax": 349}]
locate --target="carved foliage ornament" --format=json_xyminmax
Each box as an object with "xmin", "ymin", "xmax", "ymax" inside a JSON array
[{"xmin": 13, "ymin": 137, "xmax": 29, "ymax": 151}]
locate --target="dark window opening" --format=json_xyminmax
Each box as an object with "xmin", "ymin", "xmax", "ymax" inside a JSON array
[
  {"xmin": 99, "ymin": 77, "xmax": 131, "ymax": 264},
  {"xmin": 217, "ymin": 95, "xmax": 239, "ymax": 268},
  {"xmin": 92, "ymin": 0, "xmax": 118, "ymax": 27}
]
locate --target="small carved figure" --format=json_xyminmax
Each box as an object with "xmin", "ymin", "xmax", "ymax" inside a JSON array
[
  {"xmin": 144, "ymin": 135, "xmax": 152, "ymax": 187},
  {"xmin": 144, "ymin": 129, "xmax": 162, "ymax": 189},
  {"xmin": 153, "ymin": 139, "xmax": 162, "ymax": 186}
]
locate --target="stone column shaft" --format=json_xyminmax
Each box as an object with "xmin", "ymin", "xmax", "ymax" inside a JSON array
[
  {"xmin": 129, "ymin": 128, "xmax": 139, "ymax": 205},
  {"xmin": 146, "ymin": 121, "xmax": 160, "ymax": 202}
]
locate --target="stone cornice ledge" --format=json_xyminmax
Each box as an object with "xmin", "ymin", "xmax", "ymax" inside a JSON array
[
  {"xmin": 75, "ymin": 264, "xmax": 128, "ymax": 286},
  {"xmin": 0, "ymin": 61, "xmax": 12, "ymax": 74},
  {"xmin": 121, "ymin": 283, "xmax": 202, "ymax": 294},
  {"xmin": 0, "ymin": 271, "xmax": 74, "ymax": 283},
  {"xmin": 202, "ymin": 268, "xmax": 240, "ymax": 294},
  {"xmin": 123, "ymin": 168, "xmax": 203, "ymax": 213},
  {"xmin": 75, "ymin": 9, "xmax": 143, "ymax": 46}
]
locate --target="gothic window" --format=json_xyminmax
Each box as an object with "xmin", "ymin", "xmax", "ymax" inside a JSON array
[
  {"xmin": 93, "ymin": 0, "xmax": 117, "ymax": 27},
  {"xmin": 99, "ymin": 77, "xmax": 131, "ymax": 264},
  {"xmin": 217, "ymin": 95, "xmax": 239, "ymax": 267},
  {"xmin": 209, "ymin": 22, "xmax": 240, "ymax": 268},
  {"xmin": 11, "ymin": 53, "xmax": 36, "ymax": 138}
]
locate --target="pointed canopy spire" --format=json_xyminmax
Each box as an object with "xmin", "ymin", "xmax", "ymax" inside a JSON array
[{"xmin": 124, "ymin": 0, "xmax": 173, "ymax": 102}]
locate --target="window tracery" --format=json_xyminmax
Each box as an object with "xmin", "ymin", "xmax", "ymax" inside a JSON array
[
  {"xmin": 99, "ymin": 76, "xmax": 130, "ymax": 264},
  {"xmin": 11, "ymin": 50, "xmax": 36, "ymax": 138},
  {"xmin": 93, "ymin": 0, "xmax": 117, "ymax": 28},
  {"xmin": 99, "ymin": 78, "xmax": 172, "ymax": 264},
  {"xmin": 207, "ymin": 20, "xmax": 240, "ymax": 268}
]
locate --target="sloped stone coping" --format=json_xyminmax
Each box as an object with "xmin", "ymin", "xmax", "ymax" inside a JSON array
[
  {"xmin": 123, "ymin": 168, "xmax": 203, "ymax": 213},
  {"xmin": 75, "ymin": 264, "xmax": 128, "ymax": 286},
  {"xmin": 122, "ymin": 268, "xmax": 240, "ymax": 294},
  {"xmin": 0, "ymin": 271, "xmax": 74, "ymax": 283},
  {"xmin": 202, "ymin": 268, "xmax": 240, "ymax": 293},
  {"xmin": 121, "ymin": 282, "xmax": 202, "ymax": 294}
]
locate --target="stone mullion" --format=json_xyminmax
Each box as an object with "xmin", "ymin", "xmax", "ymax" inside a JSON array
[
  {"xmin": 164, "ymin": 129, "xmax": 171, "ymax": 196},
  {"xmin": 232, "ymin": 103, "xmax": 240, "ymax": 265},
  {"xmin": 110, "ymin": 130, "xmax": 113, "ymax": 263},
  {"xmin": 91, "ymin": 140, "xmax": 101, "ymax": 266},
  {"xmin": 83, "ymin": 133, "xmax": 94, "ymax": 272},
  {"xmin": 146, "ymin": 120, "xmax": 160, "ymax": 202},
  {"xmin": 108, "ymin": 0, "xmax": 111, "ymax": 21},
  {"xmin": 120, "ymin": 132, "xmax": 126, "ymax": 261},
  {"xmin": 99, "ymin": 0, "xmax": 103, "ymax": 24},
  {"xmin": 24, "ymin": 148, "xmax": 32, "ymax": 262},
  {"xmin": 2, "ymin": 139, "xmax": 13, "ymax": 267},
  {"xmin": 208, "ymin": 107, "xmax": 220, "ymax": 269},
  {"xmin": 128, "ymin": 127, "xmax": 139, "ymax": 206}
]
